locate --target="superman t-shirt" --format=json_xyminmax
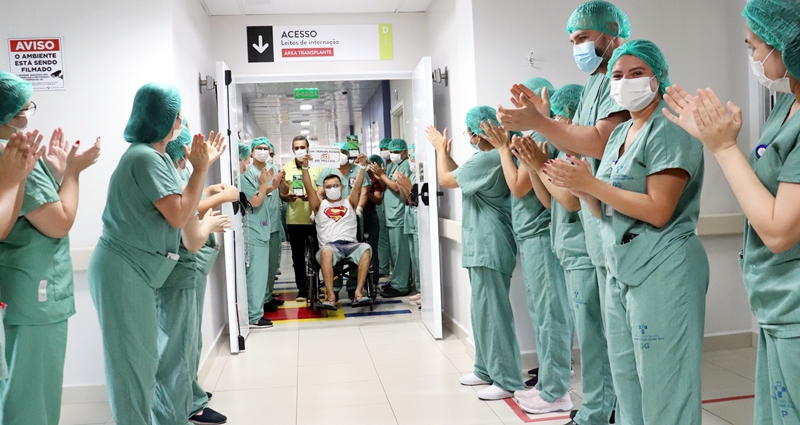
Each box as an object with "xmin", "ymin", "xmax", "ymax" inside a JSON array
[{"xmin": 315, "ymin": 198, "xmax": 358, "ymax": 246}]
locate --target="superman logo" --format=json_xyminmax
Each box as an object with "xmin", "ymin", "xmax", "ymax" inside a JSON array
[{"xmin": 324, "ymin": 205, "xmax": 348, "ymax": 222}]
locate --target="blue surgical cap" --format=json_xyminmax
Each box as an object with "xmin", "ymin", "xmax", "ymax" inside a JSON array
[
  {"xmin": 608, "ymin": 39, "xmax": 671, "ymax": 95},
  {"xmin": 567, "ymin": 0, "xmax": 631, "ymax": 40},
  {"xmin": 389, "ymin": 139, "xmax": 408, "ymax": 151},
  {"xmin": 743, "ymin": 0, "xmax": 800, "ymax": 79},
  {"xmin": 166, "ymin": 125, "xmax": 191, "ymax": 162},
  {"xmin": 379, "ymin": 138, "xmax": 392, "ymax": 150},
  {"xmin": 522, "ymin": 78, "xmax": 556, "ymax": 98},
  {"xmin": 0, "ymin": 71, "xmax": 33, "ymax": 125},
  {"xmin": 124, "ymin": 83, "xmax": 182, "ymax": 144},
  {"xmin": 334, "ymin": 141, "xmax": 349, "ymax": 151},
  {"xmin": 465, "ymin": 106, "xmax": 499, "ymax": 137},
  {"xmin": 251, "ymin": 137, "xmax": 272, "ymax": 151},
  {"xmin": 550, "ymin": 84, "xmax": 585, "ymax": 120},
  {"xmin": 239, "ymin": 143, "xmax": 252, "ymax": 161}
]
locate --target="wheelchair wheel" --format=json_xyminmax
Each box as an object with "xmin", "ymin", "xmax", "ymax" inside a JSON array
[{"xmin": 305, "ymin": 236, "xmax": 320, "ymax": 314}]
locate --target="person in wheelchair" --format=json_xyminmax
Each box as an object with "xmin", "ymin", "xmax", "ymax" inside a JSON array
[{"xmin": 300, "ymin": 153, "xmax": 372, "ymax": 310}]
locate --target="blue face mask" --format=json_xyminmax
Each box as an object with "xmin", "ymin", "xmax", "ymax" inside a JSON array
[
  {"xmin": 573, "ymin": 37, "xmax": 611, "ymax": 74},
  {"xmin": 470, "ymin": 138, "xmax": 480, "ymax": 151}
]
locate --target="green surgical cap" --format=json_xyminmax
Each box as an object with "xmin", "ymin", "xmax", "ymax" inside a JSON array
[
  {"xmin": 389, "ymin": 139, "xmax": 408, "ymax": 151},
  {"xmin": 166, "ymin": 125, "xmax": 191, "ymax": 162},
  {"xmin": 743, "ymin": 0, "xmax": 800, "ymax": 79},
  {"xmin": 550, "ymin": 84, "xmax": 585, "ymax": 120},
  {"xmin": 522, "ymin": 78, "xmax": 556, "ymax": 97},
  {"xmin": 0, "ymin": 71, "xmax": 33, "ymax": 125},
  {"xmin": 124, "ymin": 83, "xmax": 182, "ymax": 144},
  {"xmin": 239, "ymin": 143, "xmax": 252, "ymax": 161},
  {"xmin": 567, "ymin": 0, "xmax": 631, "ymax": 40},
  {"xmin": 368, "ymin": 154, "xmax": 384, "ymax": 167},
  {"xmin": 251, "ymin": 137, "xmax": 272, "ymax": 151},
  {"xmin": 334, "ymin": 141, "xmax": 349, "ymax": 151},
  {"xmin": 465, "ymin": 106, "xmax": 499, "ymax": 137},
  {"xmin": 608, "ymin": 39, "xmax": 671, "ymax": 95},
  {"xmin": 379, "ymin": 138, "xmax": 392, "ymax": 149}
]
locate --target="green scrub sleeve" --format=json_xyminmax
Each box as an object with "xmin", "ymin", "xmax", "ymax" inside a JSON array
[
  {"xmin": 132, "ymin": 151, "xmax": 183, "ymax": 204},
  {"xmin": 644, "ymin": 118, "xmax": 703, "ymax": 178},
  {"xmin": 778, "ymin": 139, "xmax": 800, "ymax": 183},
  {"xmin": 19, "ymin": 160, "xmax": 60, "ymax": 216},
  {"xmin": 241, "ymin": 168, "xmax": 260, "ymax": 199}
]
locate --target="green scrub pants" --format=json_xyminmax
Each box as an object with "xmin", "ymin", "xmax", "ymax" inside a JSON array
[
  {"xmin": 378, "ymin": 205, "xmax": 392, "ymax": 275},
  {"xmin": 519, "ymin": 236, "xmax": 573, "ymax": 402},
  {"xmin": 755, "ymin": 328, "xmax": 800, "ymax": 424},
  {"xmin": 0, "ymin": 320, "xmax": 67, "ymax": 425},
  {"xmin": 191, "ymin": 270, "xmax": 210, "ymax": 416},
  {"xmin": 153, "ymin": 286, "xmax": 198, "ymax": 425},
  {"xmin": 408, "ymin": 233, "xmax": 421, "ymax": 292},
  {"xmin": 265, "ymin": 231, "xmax": 281, "ymax": 303},
  {"xmin": 89, "ymin": 245, "xmax": 161, "ymax": 425},
  {"xmin": 565, "ymin": 266, "xmax": 616, "ymax": 425},
  {"xmin": 469, "ymin": 266, "xmax": 524, "ymax": 392},
  {"xmin": 246, "ymin": 243, "xmax": 270, "ymax": 324},
  {"xmin": 387, "ymin": 226, "xmax": 410, "ymax": 292},
  {"xmin": 604, "ymin": 238, "xmax": 708, "ymax": 425}
]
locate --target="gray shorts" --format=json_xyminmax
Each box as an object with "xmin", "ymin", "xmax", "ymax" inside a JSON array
[{"xmin": 317, "ymin": 241, "xmax": 372, "ymax": 265}]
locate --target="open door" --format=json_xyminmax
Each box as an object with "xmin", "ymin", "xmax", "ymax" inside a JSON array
[
  {"xmin": 412, "ymin": 57, "xmax": 443, "ymax": 339},
  {"xmin": 216, "ymin": 61, "xmax": 250, "ymax": 353}
]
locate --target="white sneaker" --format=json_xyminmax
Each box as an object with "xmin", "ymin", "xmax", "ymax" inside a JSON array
[
  {"xmin": 518, "ymin": 394, "xmax": 573, "ymax": 414},
  {"xmin": 459, "ymin": 373, "xmax": 491, "ymax": 386},
  {"xmin": 513, "ymin": 387, "xmax": 541, "ymax": 400},
  {"xmin": 476, "ymin": 384, "xmax": 513, "ymax": 400}
]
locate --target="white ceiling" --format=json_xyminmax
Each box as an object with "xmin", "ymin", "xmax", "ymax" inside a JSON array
[
  {"xmin": 201, "ymin": 0, "xmax": 433, "ymax": 15},
  {"xmin": 239, "ymin": 80, "xmax": 383, "ymax": 160}
]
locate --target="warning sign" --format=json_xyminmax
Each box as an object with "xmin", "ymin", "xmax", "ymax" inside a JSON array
[{"xmin": 8, "ymin": 38, "xmax": 65, "ymax": 90}]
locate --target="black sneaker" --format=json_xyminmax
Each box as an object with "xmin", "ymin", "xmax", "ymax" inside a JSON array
[
  {"xmin": 272, "ymin": 298, "xmax": 284, "ymax": 306},
  {"xmin": 570, "ymin": 410, "xmax": 578, "ymax": 420},
  {"xmin": 250, "ymin": 318, "xmax": 273, "ymax": 329},
  {"xmin": 263, "ymin": 302, "xmax": 278, "ymax": 313},
  {"xmin": 206, "ymin": 391, "xmax": 212, "ymax": 400},
  {"xmin": 528, "ymin": 367, "xmax": 539, "ymax": 377},
  {"xmin": 190, "ymin": 407, "xmax": 227, "ymax": 424},
  {"xmin": 295, "ymin": 291, "xmax": 307, "ymax": 301},
  {"xmin": 525, "ymin": 376, "xmax": 538, "ymax": 387},
  {"xmin": 562, "ymin": 422, "xmax": 578, "ymax": 425},
  {"xmin": 381, "ymin": 287, "xmax": 410, "ymax": 298}
]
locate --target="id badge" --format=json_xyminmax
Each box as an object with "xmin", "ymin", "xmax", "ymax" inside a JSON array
[{"xmin": 604, "ymin": 203, "xmax": 613, "ymax": 217}]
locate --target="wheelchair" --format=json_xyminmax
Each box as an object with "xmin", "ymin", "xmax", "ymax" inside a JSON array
[{"xmin": 304, "ymin": 233, "xmax": 378, "ymax": 314}]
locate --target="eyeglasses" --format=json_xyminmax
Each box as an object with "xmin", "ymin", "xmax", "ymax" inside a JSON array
[
  {"xmin": 17, "ymin": 101, "xmax": 36, "ymax": 117},
  {"xmin": 462, "ymin": 130, "xmax": 475, "ymax": 141},
  {"xmin": 324, "ymin": 184, "xmax": 341, "ymax": 190}
]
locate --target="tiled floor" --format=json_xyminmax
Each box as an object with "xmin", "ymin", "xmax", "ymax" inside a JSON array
[{"xmin": 61, "ymin": 318, "xmax": 758, "ymax": 425}]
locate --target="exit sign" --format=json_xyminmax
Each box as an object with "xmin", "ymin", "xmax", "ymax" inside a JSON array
[{"xmin": 294, "ymin": 88, "xmax": 319, "ymax": 99}]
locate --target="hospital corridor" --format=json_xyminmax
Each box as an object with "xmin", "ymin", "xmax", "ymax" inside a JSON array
[{"xmin": 1, "ymin": 0, "xmax": 799, "ymax": 425}]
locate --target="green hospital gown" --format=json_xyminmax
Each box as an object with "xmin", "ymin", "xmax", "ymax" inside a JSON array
[
  {"xmin": 384, "ymin": 159, "xmax": 412, "ymax": 291},
  {"xmin": 597, "ymin": 101, "xmax": 708, "ymax": 425},
  {"xmin": 452, "ymin": 149, "xmax": 522, "ymax": 392},
  {"xmin": 241, "ymin": 164, "xmax": 276, "ymax": 323}
]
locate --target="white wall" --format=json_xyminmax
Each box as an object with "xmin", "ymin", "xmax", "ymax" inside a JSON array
[
  {"xmin": 389, "ymin": 79, "xmax": 415, "ymax": 141},
  {"xmin": 0, "ymin": 0, "xmax": 227, "ymax": 386},
  {"xmin": 430, "ymin": 0, "xmax": 755, "ymax": 354},
  {"xmin": 209, "ymin": 13, "xmax": 428, "ymax": 76}
]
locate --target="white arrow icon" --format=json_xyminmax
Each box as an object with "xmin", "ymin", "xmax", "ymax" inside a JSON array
[{"xmin": 252, "ymin": 35, "xmax": 269, "ymax": 54}]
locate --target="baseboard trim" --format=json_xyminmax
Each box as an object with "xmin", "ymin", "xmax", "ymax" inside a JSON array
[
  {"xmin": 442, "ymin": 313, "xmax": 475, "ymax": 359},
  {"xmin": 703, "ymin": 332, "xmax": 753, "ymax": 352},
  {"xmin": 62, "ymin": 327, "xmax": 228, "ymax": 404}
]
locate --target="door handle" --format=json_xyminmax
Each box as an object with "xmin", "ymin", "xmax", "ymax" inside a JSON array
[{"xmin": 420, "ymin": 183, "xmax": 443, "ymax": 206}]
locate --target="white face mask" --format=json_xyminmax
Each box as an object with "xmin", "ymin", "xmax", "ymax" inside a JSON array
[
  {"xmin": 169, "ymin": 126, "xmax": 180, "ymax": 141},
  {"xmin": 339, "ymin": 152, "xmax": 350, "ymax": 166},
  {"xmin": 265, "ymin": 155, "xmax": 274, "ymax": 164},
  {"xmin": 325, "ymin": 186, "xmax": 342, "ymax": 200},
  {"xmin": 380, "ymin": 150, "xmax": 391, "ymax": 160},
  {"xmin": 610, "ymin": 76, "xmax": 658, "ymax": 112},
  {"xmin": 294, "ymin": 148, "xmax": 308, "ymax": 161},
  {"xmin": 749, "ymin": 49, "xmax": 792, "ymax": 93},
  {"xmin": 254, "ymin": 150, "xmax": 271, "ymax": 163},
  {"xmin": 390, "ymin": 153, "xmax": 402, "ymax": 163}
]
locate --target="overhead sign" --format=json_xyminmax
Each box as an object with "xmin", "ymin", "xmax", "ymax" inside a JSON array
[
  {"xmin": 246, "ymin": 25, "xmax": 393, "ymax": 63},
  {"xmin": 8, "ymin": 37, "xmax": 65, "ymax": 90},
  {"xmin": 294, "ymin": 88, "xmax": 319, "ymax": 99},
  {"xmin": 308, "ymin": 146, "xmax": 341, "ymax": 168}
]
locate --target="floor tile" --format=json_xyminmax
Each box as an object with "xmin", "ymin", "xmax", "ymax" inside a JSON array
[
  {"xmin": 446, "ymin": 352, "xmax": 476, "ymax": 373},
  {"xmin": 359, "ymin": 321, "xmax": 426, "ymax": 334},
  {"xmin": 209, "ymin": 387, "xmax": 297, "ymax": 425},
  {"xmin": 224, "ymin": 346, "xmax": 299, "ymax": 370},
  {"xmin": 433, "ymin": 336, "xmax": 469, "ymax": 355},
  {"xmin": 701, "ymin": 362, "xmax": 757, "ymax": 400},
  {"xmin": 214, "ymin": 365, "xmax": 297, "ymax": 391},
  {"xmin": 299, "ymin": 332, "xmax": 366, "ymax": 350},
  {"xmin": 702, "ymin": 409, "xmax": 734, "ymax": 424},
  {"xmin": 391, "ymin": 394, "xmax": 501, "ymax": 425},
  {"xmin": 298, "ymin": 344, "xmax": 372, "ymax": 366},
  {"xmin": 59, "ymin": 401, "xmax": 112, "ymax": 425},
  {"xmin": 362, "ymin": 329, "xmax": 434, "ymax": 346},
  {"xmin": 703, "ymin": 350, "xmax": 757, "ymax": 382},
  {"xmin": 297, "ymin": 402, "xmax": 398, "ymax": 425},
  {"xmin": 367, "ymin": 340, "xmax": 446, "ymax": 361},
  {"xmin": 373, "ymin": 354, "xmax": 460, "ymax": 380},
  {"xmin": 704, "ymin": 398, "xmax": 755, "ymax": 425},
  {"xmin": 382, "ymin": 373, "xmax": 477, "ymax": 403},
  {"xmin": 297, "ymin": 361, "xmax": 379, "ymax": 386},
  {"xmin": 296, "ymin": 379, "xmax": 387, "ymax": 410}
]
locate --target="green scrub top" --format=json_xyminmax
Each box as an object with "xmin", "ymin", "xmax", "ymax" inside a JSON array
[
  {"xmin": 384, "ymin": 159, "xmax": 412, "ymax": 227},
  {"xmin": 404, "ymin": 173, "xmax": 418, "ymax": 235},
  {"xmin": 549, "ymin": 150, "xmax": 593, "ymax": 270},
  {"xmin": 99, "ymin": 142, "xmax": 183, "ymax": 284},
  {"xmin": 742, "ymin": 93, "xmax": 800, "ymax": 336},
  {"xmin": 179, "ymin": 169, "xmax": 218, "ymax": 277},
  {"xmin": 0, "ymin": 158, "xmax": 75, "ymax": 326},
  {"xmin": 263, "ymin": 163, "xmax": 282, "ymax": 233},
  {"xmin": 317, "ymin": 164, "xmax": 370, "ymax": 199},
  {"xmin": 453, "ymin": 150, "xmax": 517, "ymax": 274},
  {"xmin": 510, "ymin": 144, "xmax": 558, "ymax": 240},
  {"xmin": 573, "ymin": 73, "xmax": 626, "ymax": 267},
  {"xmin": 241, "ymin": 164, "xmax": 275, "ymax": 244},
  {"xmin": 596, "ymin": 101, "xmax": 704, "ymax": 286}
]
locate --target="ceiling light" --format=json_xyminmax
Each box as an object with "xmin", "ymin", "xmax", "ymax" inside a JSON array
[
  {"xmin": 300, "ymin": 104, "xmax": 313, "ymax": 111},
  {"xmin": 301, "ymin": 130, "xmax": 310, "ymax": 135},
  {"xmin": 301, "ymin": 121, "xmax": 310, "ymax": 126}
]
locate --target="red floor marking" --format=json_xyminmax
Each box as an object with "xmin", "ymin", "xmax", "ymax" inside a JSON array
[
  {"xmin": 504, "ymin": 394, "xmax": 756, "ymax": 423},
  {"xmin": 702, "ymin": 394, "xmax": 755, "ymax": 404},
  {"xmin": 263, "ymin": 306, "xmax": 329, "ymax": 321},
  {"xmin": 504, "ymin": 398, "xmax": 570, "ymax": 423}
]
